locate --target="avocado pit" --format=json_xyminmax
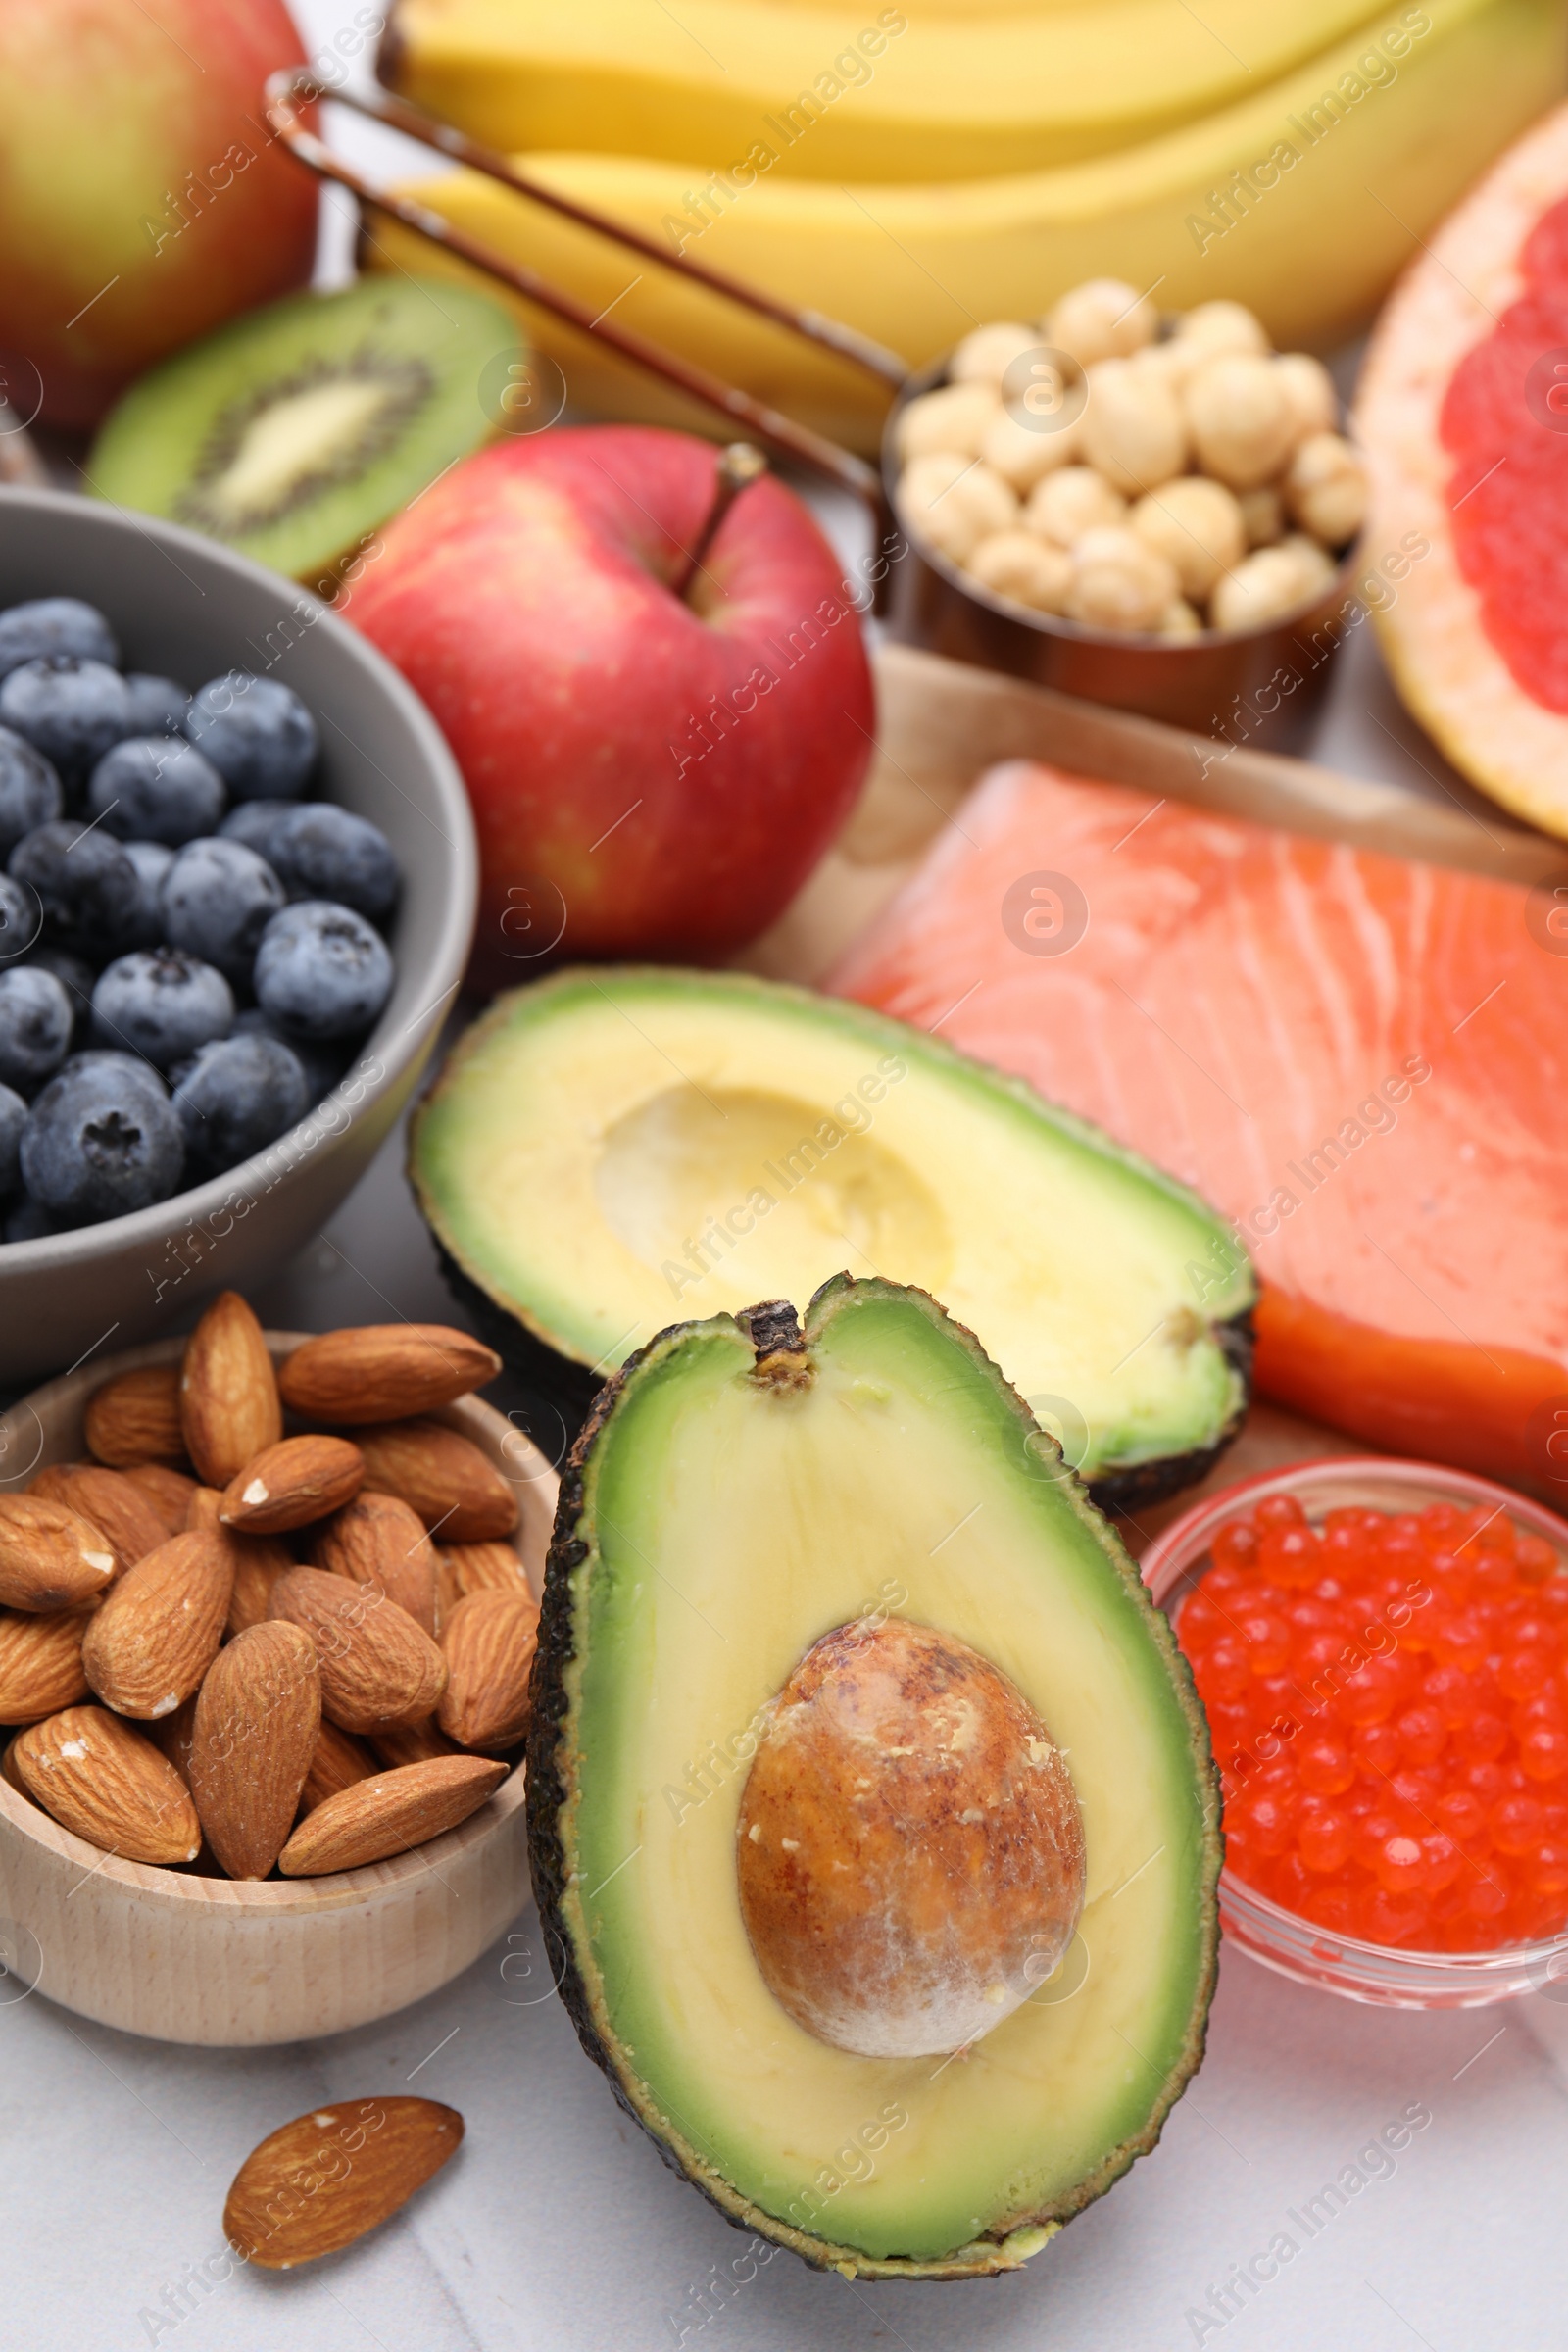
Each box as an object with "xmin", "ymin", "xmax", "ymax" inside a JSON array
[{"xmin": 736, "ymin": 1615, "xmax": 1086, "ymax": 2058}]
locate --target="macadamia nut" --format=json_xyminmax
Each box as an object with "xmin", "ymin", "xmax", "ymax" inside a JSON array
[
  {"xmin": 896, "ymin": 381, "xmax": 1003, "ymax": 463},
  {"xmin": 900, "ymin": 453, "xmax": 1017, "ymax": 564},
  {"xmin": 1131, "ymin": 476, "xmax": 1245, "ymax": 600},
  {"xmin": 1159, "ymin": 598, "xmax": 1203, "ymax": 639},
  {"xmin": 1184, "ymin": 354, "xmax": 1297, "ymax": 490},
  {"xmin": 966, "ymin": 530, "xmax": 1073, "ymax": 613},
  {"xmin": 1043, "ymin": 277, "xmax": 1156, "ymax": 369},
  {"xmin": 1081, "ymin": 358, "xmax": 1187, "ymax": 495},
  {"xmin": 1274, "ymin": 353, "xmax": 1338, "ymax": 444},
  {"xmin": 1279, "ymin": 533, "xmax": 1337, "ymax": 597},
  {"xmin": 950, "ymin": 321, "xmax": 1040, "ymax": 385},
  {"xmin": 1173, "ymin": 300, "xmax": 1271, "ymax": 363},
  {"xmin": 1025, "ymin": 465, "xmax": 1127, "ymax": 546},
  {"xmin": 1210, "ymin": 546, "xmax": 1313, "ymax": 632},
  {"xmin": 982, "ymin": 398, "xmax": 1081, "ymax": 491},
  {"xmin": 1284, "ymin": 431, "xmax": 1366, "ymax": 546},
  {"xmin": 1066, "ymin": 525, "xmax": 1178, "ymax": 632},
  {"xmin": 1239, "ymin": 485, "xmax": 1285, "ymax": 547}
]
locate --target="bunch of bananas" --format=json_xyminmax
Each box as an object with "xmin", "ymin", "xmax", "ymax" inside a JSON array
[{"xmin": 371, "ymin": 0, "xmax": 1566, "ymax": 451}]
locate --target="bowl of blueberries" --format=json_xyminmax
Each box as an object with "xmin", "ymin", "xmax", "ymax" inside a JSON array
[{"xmin": 0, "ymin": 486, "xmax": 475, "ymax": 1391}]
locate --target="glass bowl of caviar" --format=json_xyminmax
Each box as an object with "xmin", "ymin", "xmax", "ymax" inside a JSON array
[{"xmin": 1141, "ymin": 1457, "xmax": 1568, "ymax": 2007}]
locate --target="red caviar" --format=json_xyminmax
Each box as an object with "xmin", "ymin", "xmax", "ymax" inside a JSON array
[{"xmin": 1180, "ymin": 1496, "xmax": 1568, "ymax": 1950}]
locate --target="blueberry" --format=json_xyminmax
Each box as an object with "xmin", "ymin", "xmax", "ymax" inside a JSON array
[
  {"xmin": 0, "ymin": 873, "xmax": 41, "ymax": 963},
  {"xmin": 219, "ymin": 800, "xmax": 295, "ymax": 865},
  {"xmin": 0, "ymin": 1082, "xmax": 25, "ymax": 1197},
  {"xmin": 122, "ymin": 840, "xmax": 175, "ymax": 951},
  {"xmin": 267, "ymin": 803, "xmax": 400, "ymax": 923},
  {"xmin": 22, "ymin": 948, "xmax": 94, "ymax": 1048},
  {"xmin": 232, "ymin": 1006, "xmax": 347, "ymax": 1104},
  {"xmin": 87, "ymin": 738, "xmax": 225, "ymax": 847},
  {"xmin": 8, "ymin": 820, "xmax": 141, "ymax": 960},
  {"xmin": 172, "ymin": 1033, "xmax": 308, "ymax": 1179},
  {"xmin": 122, "ymin": 674, "xmax": 189, "ymax": 737},
  {"xmin": 186, "ymin": 674, "xmax": 318, "ymax": 801},
  {"xmin": 21, "ymin": 1058, "xmax": 183, "ymax": 1225},
  {"xmin": 4, "ymin": 1194, "xmax": 58, "ymax": 1243},
  {"xmin": 254, "ymin": 900, "xmax": 393, "ymax": 1041},
  {"xmin": 0, "ymin": 965, "xmax": 74, "ymax": 1092},
  {"xmin": 0, "ymin": 726, "xmax": 63, "ymax": 858},
  {"xmin": 161, "ymin": 837, "xmax": 284, "ymax": 985},
  {"xmin": 0, "ymin": 599, "xmax": 118, "ymax": 680},
  {"xmin": 0, "ymin": 658, "xmax": 132, "ymax": 787},
  {"xmin": 91, "ymin": 948, "xmax": 232, "ymax": 1069}
]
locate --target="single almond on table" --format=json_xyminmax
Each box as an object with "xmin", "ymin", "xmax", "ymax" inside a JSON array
[
  {"xmin": 180, "ymin": 1292, "xmax": 282, "ymax": 1488},
  {"xmin": 220, "ymin": 1435, "xmax": 364, "ymax": 1534},
  {"xmin": 312, "ymin": 1490, "xmax": 438, "ymax": 1634},
  {"xmin": 29, "ymin": 1463, "xmax": 168, "ymax": 1575},
  {"xmin": 189, "ymin": 1622, "xmax": 321, "ymax": 1880},
  {"xmin": 279, "ymin": 1324, "xmax": 501, "ymax": 1426},
  {"xmin": 80, "ymin": 1529, "xmax": 235, "ymax": 1719},
  {"xmin": 223, "ymin": 2097, "xmax": 464, "ymax": 2269},
  {"xmin": 84, "ymin": 1364, "xmax": 185, "ymax": 1467},
  {"xmin": 278, "ymin": 1755, "xmax": 507, "ymax": 1875},
  {"xmin": 120, "ymin": 1460, "xmax": 199, "ymax": 1540},
  {"xmin": 368, "ymin": 1715, "xmax": 462, "ymax": 1771},
  {"xmin": 268, "ymin": 1566, "xmax": 447, "ymax": 1733},
  {"xmin": 0, "ymin": 1494, "xmax": 117, "ymax": 1612},
  {"xmin": 0, "ymin": 1607, "xmax": 89, "ymax": 1723},
  {"xmin": 302, "ymin": 1718, "xmax": 377, "ymax": 1811},
  {"xmin": 12, "ymin": 1703, "xmax": 201, "ymax": 1863},
  {"xmin": 438, "ymin": 1588, "xmax": 539, "ymax": 1752},
  {"xmin": 355, "ymin": 1420, "xmax": 518, "ymax": 1543}
]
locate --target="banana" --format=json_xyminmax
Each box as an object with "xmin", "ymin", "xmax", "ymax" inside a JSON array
[
  {"xmin": 379, "ymin": 0, "xmax": 1401, "ymax": 183},
  {"xmin": 368, "ymin": 0, "xmax": 1565, "ymax": 453}
]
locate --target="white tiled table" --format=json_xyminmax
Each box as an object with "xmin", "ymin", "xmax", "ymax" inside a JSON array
[{"xmin": 9, "ymin": 13, "xmax": 1562, "ymax": 2342}]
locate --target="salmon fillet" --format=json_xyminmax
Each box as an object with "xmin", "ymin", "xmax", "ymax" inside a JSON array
[{"xmin": 832, "ymin": 761, "xmax": 1568, "ymax": 1489}]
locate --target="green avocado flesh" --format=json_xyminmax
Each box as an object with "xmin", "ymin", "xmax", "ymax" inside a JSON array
[
  {"xmin": 86, "ymin": 276, "xmax": 521, "ymax": 585},
  {"xmin": 528, "ymin": 1277, "xmax": 1221, "ymax": 2277},
  {"xmin": 414, "ymin": 967, "xmax": 1254, "ymax": 1496}
]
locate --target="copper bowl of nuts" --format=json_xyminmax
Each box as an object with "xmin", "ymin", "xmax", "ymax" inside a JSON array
[
  {"xmin": 0, "ymin": 1296, "xmax": 557, "ymax": 2045},
  {"xmin": 881, "ymin": 281, "xmax": 1373, "ymax": 748}
]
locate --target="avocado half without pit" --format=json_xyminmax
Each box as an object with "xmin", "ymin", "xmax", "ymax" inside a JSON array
[
  {"xmin": 412, "ymin": 967, "xmax": 1255, "ymax": 1510},
  {"xmin": 527, "ymin": 1276, "xmax": 1222, "ymax": 2278}
]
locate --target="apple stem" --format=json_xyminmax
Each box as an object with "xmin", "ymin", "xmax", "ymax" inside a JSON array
[{"xmin": 673, "ymin": 443, "xmax": 768, "ymax": 602}]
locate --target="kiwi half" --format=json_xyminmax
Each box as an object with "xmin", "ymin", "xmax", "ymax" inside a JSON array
[{"xmin": 86, "ymin": 276, "xmax": 523, "ymax": 589}]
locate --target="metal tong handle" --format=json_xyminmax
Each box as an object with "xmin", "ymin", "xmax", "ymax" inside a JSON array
[{"xmin": 264, "ymin": 68, "xmax": 901, "ymax": 523}]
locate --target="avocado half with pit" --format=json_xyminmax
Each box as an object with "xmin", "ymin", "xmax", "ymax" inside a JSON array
[
  {"xmin": 411, "ymin": 967, "xmax": 1254, "ymax": 1509},
  {"xmin": 528, "ymin": 1275, "xmax": 1222, "ymax": 2278}
]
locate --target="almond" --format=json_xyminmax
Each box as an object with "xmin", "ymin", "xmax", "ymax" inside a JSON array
[
  {"xmin": 189, "ymin": 1623, "xmax": 320, "ymax": 1879},
  {"xmin": 356, "ymin": 1420, "xmax": 518, "ymax": 1543},
  {"xmin": 0, "ymin": 1608, "xmax": 89, "ymax": 1723},
  {"xmin": 180, "ymin": 1292, "xmax": 281, "ymax": 1488},
  {"xmin": 442, "ymin": 1540, "xmax": 533, "ymax": 1598},
  {"xmin": 302, "ymin": 1718, "xmax": 377, "ymax": 1811},
  {"xmin": 12, "ymin": 1703, "xmax": 201, "ymax": 1863},
  {"xmin": 84, "ymin": 1364, "xmax": 185, "ymax": 1467},
  {"xmin": 312, "ymin": 1491, "xmax": 438, "ymax": 1634},
  {"xmin": 278, "ymin": 1755, "xmax": 507, "ymax": 1875},
  {"xmin": 437, "ymin": 1588, "xmax": 539, "ymax": 1752},
  {"xmin": 279, "ymin": 1324, "xmax": 500, "ymax": 1426},
  {"xmin": 80, "ymin": 1529, "xmax": 235, "ymax": 1720},
  {"xmin": 220, "ymin": 1435, "xmax": 364, "ymax": 1534},
  {"xmin": 223, "ymin": 2097, "xmax": 464, "ymax": 2269},
  {"xmin": 30, "ymin": 1463, "xmax": 168, "ymax": 1575},
  {"xmin": 368, "ymin": 1716, "xmax": 461, "ymax": 1771},
  {"xmin": 0, "ymin": 1495, "xmax": 117, "ymax": 1612},
  {"xmin": 120, "ymin": 1461, "xmax": 199, "ymax": 1540},
  {"xmin": 268, "ymin": 1567, "xmax": 447, "ymax": 1733}
]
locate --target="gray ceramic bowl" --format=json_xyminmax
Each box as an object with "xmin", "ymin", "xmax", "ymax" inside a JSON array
[{"xmin": 0, "ymin": 487, "xmax": 475, "ymax": 1391}]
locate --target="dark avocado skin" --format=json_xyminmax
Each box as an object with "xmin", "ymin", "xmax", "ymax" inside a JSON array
[
  {"xmin": 446, "ymin": 1235, "xmax": 1253, "ymax": 1519},
  {"xmin": 525, "ymin": 1277, "xmax": 1224, "ymax": 2281}
]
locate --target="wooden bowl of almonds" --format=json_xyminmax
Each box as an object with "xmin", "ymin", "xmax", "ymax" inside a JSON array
[{"xmin": 0, "ymin": 1294, "xmax": 556, "ymax": 2045}]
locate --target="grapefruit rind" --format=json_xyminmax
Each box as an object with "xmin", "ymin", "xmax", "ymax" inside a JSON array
[{"xmin": 1356, "ymin": 99, "xmax": 1568, "ymax": 839}]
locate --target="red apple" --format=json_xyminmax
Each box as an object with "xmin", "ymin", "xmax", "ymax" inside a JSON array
[
  {"xmin": 0, "ymin": 0, "xmax": 318, "ymax": 430},
  {"xmin": 345, "ymin": 427, "xmax": 876, "ymax": 983}
]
